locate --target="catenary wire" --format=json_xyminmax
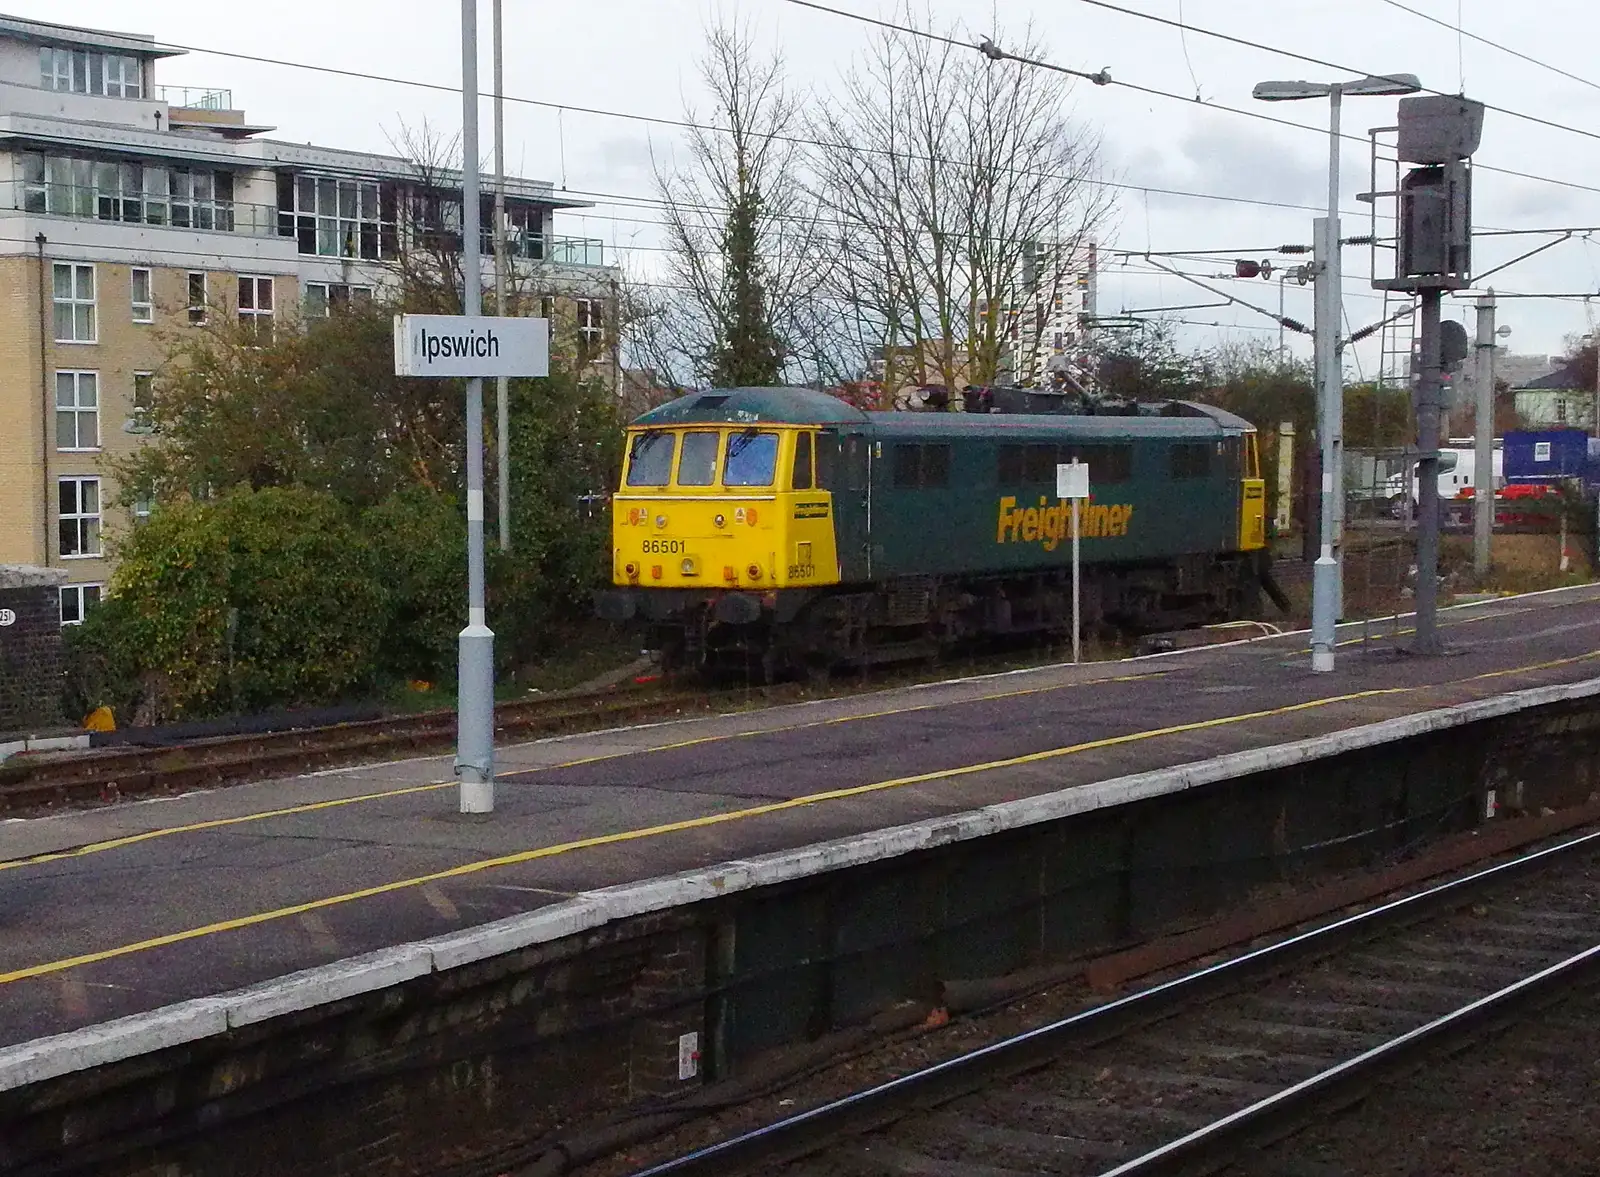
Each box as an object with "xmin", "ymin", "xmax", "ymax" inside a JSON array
[
  {"xmin": 1374, "ymin": 0, "xmax": 1600, "ymax": 94},
  {"xmin": 781, "ymin": 0, "xmax": 1600, "ymax": 198}
]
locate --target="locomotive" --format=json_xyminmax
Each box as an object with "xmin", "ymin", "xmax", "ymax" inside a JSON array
[{"xmin": 594, "ymin": 386, "xmax": 1280, "ymax": 676}]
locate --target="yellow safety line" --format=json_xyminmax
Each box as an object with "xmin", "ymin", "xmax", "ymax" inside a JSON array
[
  {"xmin": 0, "ymin": 670, "xmax": 1167, "ymax": 874},
  {"xmin": 0, "ymin": 681, "xmax": 1443, "ymax": 987},
  {"xmin": 7, "ymin": 649, "xmax": 1599, "ymax": 985}
]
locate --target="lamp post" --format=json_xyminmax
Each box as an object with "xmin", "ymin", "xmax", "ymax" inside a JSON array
[{"xmin": 1253, "ymin": 73, "xmax": 1422, "ymax": 673}]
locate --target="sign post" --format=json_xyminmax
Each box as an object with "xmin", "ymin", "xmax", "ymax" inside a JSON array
[
  {"xmin": 395, "ymin": 304, "xmax": 548, "ymax": 816},
  {"xmin": 1057, "ymin": 460, "xmax": 1090, "ymax": 665}
]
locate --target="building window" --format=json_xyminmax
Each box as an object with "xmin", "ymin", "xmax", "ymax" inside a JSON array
[
  {"xmin": 58, "ymin": 477, "xmax": 101, "ymax": 558},
  {"xmin": 187, "ymin": 272, "xmax": 207, "ymax": 324},
  {"xmin": 278, "ymin": 174, "xmax": 398, "ymax": 259},
  {"xmin": 237, "ymin": 276, "xmax": 274, "ymax": 342},
  {"xmin": 59, "ymin": 583, "xmax": 102, "ymax": 626},
  {"xmin": 303, "ymin": 282, "xmax": 373, "ymax": 318},
  {"xmin": 131, "ymin": 372, "xmax": 154, "ymax": 432},
  {"xmin": 577, "ymin": 298, "xmax": 603, "ymax": 345},
  {"xmin": 132, "ymin": 494, "xmax": 154, "ymax": 525},
  {"xmin": 40, "ymin": 48, "xmax": 143, "ymax": 98},
  {"xmin": 53, "ymin": 263, "xmax": 96, "ymax": 343},
  {"xmin": 131, "ymin": 267, "xmax": 153, "ymax": 322},
  {"xmin": 21, "ymin": 154, "xmax": 231, "ymax": 229},
  {"xmin": 55, "ymin": 371, "xmax": 99, "ymax": 451},
  {"xmin": 1556, "ymin": 401, "xmax": 1569, "ymax": 425},
  {"xmin": 539, "ymin": 295, "xmax": 555, "ymax": 320}
]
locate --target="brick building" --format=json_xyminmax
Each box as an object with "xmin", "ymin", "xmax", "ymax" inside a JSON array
[{"xmin": 0, "ymin": 13, "xmax": 618, "ymax": 625}]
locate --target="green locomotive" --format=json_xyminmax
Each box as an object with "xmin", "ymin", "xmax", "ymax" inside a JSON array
[{"xmin": 596, "ymin": 387, "xmax": 1272, "ymax": 675}]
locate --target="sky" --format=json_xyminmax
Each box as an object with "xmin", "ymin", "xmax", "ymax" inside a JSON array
[{"xmin": 15, "ymin": 0, "xmax": 1600, "ymax": 378}]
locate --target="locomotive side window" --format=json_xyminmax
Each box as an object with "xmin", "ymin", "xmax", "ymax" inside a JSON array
[
  {"xmin": 1070, "ymin": 444, "xmax": 1133, "ymax": 484},
  {"xmin": 676, "ymin": 431, "xmax": 720, "ymax": 486},
  {"xmin": 893, "ymin": 443, "xmax": 950, "ymax": 488},
  {"xmin": 998, "ymin": 444, "xmax": 1023, "ymax": 483},
  {"xmin": 1023, "ymin": 444, "xmax": 1056, "ymax": 483},
  {"xmin": 1170, "ymin": 442, "xmax": 1211, "ymax": 479},
  {"xmin": 792, "ymin": 432, "xmax": 814, "ymax": 489},
  {"xmin": 724, "ymin": 430, "xmax": 779, "ymax": 486},
  {"xmin": 625, "ymin": 430, "xmax": 676, "ymax": 487}
]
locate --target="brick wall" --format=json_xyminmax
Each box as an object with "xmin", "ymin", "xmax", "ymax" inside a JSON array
[{"xmin": 0, "ymin": 565, "xmax": 66, "ymax": 735}]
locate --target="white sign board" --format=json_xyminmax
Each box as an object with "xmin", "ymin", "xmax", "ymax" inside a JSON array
[
  {"xmin": 1056, "ymin": 461, "xmax": 1090, "ymax": 500},
  {"xmin": 0, "ymin": 608, "xmax": 14, "ymax": 627},
  {"xmin": 393, "ymin": 314, "xmax": 550, "ymax": 378}
]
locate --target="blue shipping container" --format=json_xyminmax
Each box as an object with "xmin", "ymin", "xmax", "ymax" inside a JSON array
[{"xmin": 1502, "ymin": 430, "xmax": 1599, "ymax": 486}]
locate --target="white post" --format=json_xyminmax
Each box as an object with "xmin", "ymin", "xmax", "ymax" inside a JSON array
[
  {"xmin": 493, "ymin": 0, "xmax": 510, "ymax": 553},
  {"xmin": 1071, "ymin": 498, "xmax": 1081, "ymax": 665},
  {"xmin": 1473, "ymin": 290, "xmax": 1496, "ymax": 578},
  {"xmin": 1310, "ymin": 217, "xmax": 1338, "ymax": 673},
  {"xmin": 1058, "ymin": 459, "xmax": 1090, "ymax": 666},
  {"xmin": 457, "ymin": 0, "xmax": 495, "ymax": 814},
  {"xmin": 1326, "ymin": 88, "xmax": 1346, "ymax": 626}
]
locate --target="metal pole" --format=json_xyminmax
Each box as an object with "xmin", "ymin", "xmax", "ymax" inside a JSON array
[
  {"xmin": 458, "ymin": 0, "xmax": 496, "ymax": 814},
  {"xmin": 493, "ymin": 0, "xmax": 510, "ymax": 553},
  {"xmin": 1310, "ymin": 216, "xmax": 1338, "ymax": 672},
  {"xmin": 1472, "ymin": 290, "xmax": 1496, "ymax": 578},
  {"xmin": 1278, "ymin": 275, "xmax": 1286, "ymax": 365},
  {"xmin": 1071, "ymin": 495, "xmax": 1081, "ymax": 665},
  {"xmin": 1326, "ymin": 88, "xmax": 1345, "ymax": 624},
  {"xmin": 1413, "ymin": 288, "xmax": 1445, "ymax": 655}
]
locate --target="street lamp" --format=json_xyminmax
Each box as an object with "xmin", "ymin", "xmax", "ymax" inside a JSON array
[{"xmin": 1253, "ymin": 73, "xmax": 1422, "ymax": 673}]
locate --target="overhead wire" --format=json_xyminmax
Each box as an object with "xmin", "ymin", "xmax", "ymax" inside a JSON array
[
  {"xmin": 1374, "ymin": 0, "xmax": 1600, "ymax": 95},
  {"xmin": 781, "ymin": 0, "xmax": 1600, "ymax": 197}
]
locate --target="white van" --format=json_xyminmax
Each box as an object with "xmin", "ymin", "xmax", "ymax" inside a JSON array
[{"xmin": 1384, "ymin": 446, "xmax": 1503, "ymax": 508}]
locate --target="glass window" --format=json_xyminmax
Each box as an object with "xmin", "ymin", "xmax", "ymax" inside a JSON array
[
  {"xmin": 238, "ymin": 276, "xmax": 274, "ymax": 344},
  {"xmin": 723, "ymin": 431, "xmax": 779, "ymax": 487},
  {"xmin": 131, "ymin": 268, "xmax": 153, "ymax": 322},
  {"xmin": 187, "ymin": 272, "xmax": 207, "ymax": 324},
  {"xmin": 59, "ymin": 584, "xmax": 102, "ymax": 626},
  {"xmin": 676, "ymin": 431, "xmax": 720, "ymax": 486},
  {"xmin": 58, "ymin": 477, "xmax": 101, "ymax": 558},
  {"xmin": 792, "ymin": 432, "xmax": 814, "ymax": 490},
  {"xmin": 53, "ymin": 263, "xmax": 95, "ymax": 343},
  {"xmin": 625, "ymin": 431, "xmax": 676, "ymax": 487},
  {"xmin": 1170, "ymin": 442, "xmax": 1212, "ymax": 480},
  {"xmin": 55, "ymin": 371, "xmax": 99, "ymax": 450},
  {"xmin": 132, "ymin": 372, "xmax": 154, "ymax": 431}
]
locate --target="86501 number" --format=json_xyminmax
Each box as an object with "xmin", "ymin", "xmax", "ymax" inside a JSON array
[{"xmin": 642, "ymin": 539, "xmax": 685, "ymax": 554}]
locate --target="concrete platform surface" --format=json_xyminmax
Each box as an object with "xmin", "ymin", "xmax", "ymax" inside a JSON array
[{"xmin": 3, "ymin": 585, "xmax": 1600, "ymax": 1053}]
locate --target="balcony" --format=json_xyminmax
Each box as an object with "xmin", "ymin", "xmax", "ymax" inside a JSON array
[
  {"xmin": 156, "ymin": 86, "xmax": 234, "ymax": 111},
  {"xmin": 492, "ymin": 231, "xmax": 605, "ymax": 267},
  {"xmin": 5, "ymin": 180, "xmax": 278, "ymax": 237}
]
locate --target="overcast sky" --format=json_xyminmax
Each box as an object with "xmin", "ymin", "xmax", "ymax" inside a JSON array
[{"xmin": 18, "ymin": 0, "xmax": 1600, "ymax": 376}]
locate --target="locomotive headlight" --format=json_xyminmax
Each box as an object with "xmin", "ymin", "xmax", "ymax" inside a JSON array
[
  {"xmin": 713, "ymin": 513, "xmax": 726, "ymax": 528},
  {"xmin": 655, "ymin": 514, "xmax": 668, "ymax": 529},
  {"xmin": 747, "ymin": 564, "xmax": 762, "ymax": 580},
  {"xmin": 680, "ymin": 557, "xmax": 697, "ymax": 576}
]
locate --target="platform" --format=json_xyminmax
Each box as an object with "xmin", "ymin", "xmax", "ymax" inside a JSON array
[{"xmin": 4, "ymin": 585, "xmax": 1600, "ymax": 1057}]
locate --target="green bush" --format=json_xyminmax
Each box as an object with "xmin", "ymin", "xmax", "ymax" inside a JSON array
[
  {"xmin": 73, "ymin": 487, "xmax": 389, "ymax": 721},
  {"xmin": 363, "ymin": 486, "xmax": 466, "ymax": 684}
]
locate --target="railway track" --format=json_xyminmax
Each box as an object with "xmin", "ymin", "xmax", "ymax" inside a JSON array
[
  {"xmin": 0, "ymin": 683, "xmax": 717, "ymax": 815},
  {"xmin": 629, "ymin": 828, "xmax": 1600, "ymax": 1177}
]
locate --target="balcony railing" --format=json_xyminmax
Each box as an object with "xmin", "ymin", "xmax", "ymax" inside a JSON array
[
  {"xmin": 492, "ymin": 231, "xmax": 605, "ymax": 267},
  {"xmin": 156, "ymin": 86, "xmax": 234, "ymax": 111},
  {"xmin": 6, "ymin": 179, "xmax": 609, "ymax": 265},
  {"xmin": 5, "ymin": 180, "xmax": 278, "ymax": 236}
]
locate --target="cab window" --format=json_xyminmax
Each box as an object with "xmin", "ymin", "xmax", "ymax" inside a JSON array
[
  {"xmin": 792, "ymin": 432, "xmax": 814, "ymax": 489},
  {"xmin": 625, "ymin": 430, "xmax": 676, "ymax": 486},
  {"xmin": 724, "ymin": 430, "xmax": 779, "ymax": 486},
  {"xmin": 676, "ymin": 431, "xmax": 720, "ymax": 486}
]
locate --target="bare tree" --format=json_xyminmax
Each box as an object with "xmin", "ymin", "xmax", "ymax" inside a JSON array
[
  {"xmin": 810, "ymin": 9, "xmax": 1116, "ymax": 401},
  {"xmin": 650, "ymin": 20, "xmax": 835, "ymax": 387}
]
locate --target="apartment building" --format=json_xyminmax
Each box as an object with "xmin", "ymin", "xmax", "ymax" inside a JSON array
[
  {"xmin": 0, "ymin": 14, "xmax": 618, "ymax": 624},
  {"xmin": 989, "ymin": 240, "xmax": 1098, "ymax": 388}
]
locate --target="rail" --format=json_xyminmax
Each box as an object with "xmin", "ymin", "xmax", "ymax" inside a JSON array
[{"xmin": 631, "ymin": 826, "xmax": 1600, "ymax": 1176}]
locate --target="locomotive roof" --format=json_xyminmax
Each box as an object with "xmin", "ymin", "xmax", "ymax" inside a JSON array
[
  {"xmin": 631, "ymin": 388, "xmax": 1256, "ymax": 435},
  {"xmin": 633, "ymin": 387, "xmax": 870, "ymax": 426}
]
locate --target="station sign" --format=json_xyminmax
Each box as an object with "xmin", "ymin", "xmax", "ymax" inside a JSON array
[{"xmin": 393, "ymin": 314, "xmax": 550, "ymax": 378}]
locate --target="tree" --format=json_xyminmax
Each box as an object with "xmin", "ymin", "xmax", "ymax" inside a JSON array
[
  {"xmin": 809, "ymin": 8, "xmax": 1114, "ymax": 395},
  {"xmin": 119, "ymin": 301, "xmax": 466, "ymax": 509},
  {"xmin": 647, "ymin": 19, "xmax": 833, "ymax": 387}
]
